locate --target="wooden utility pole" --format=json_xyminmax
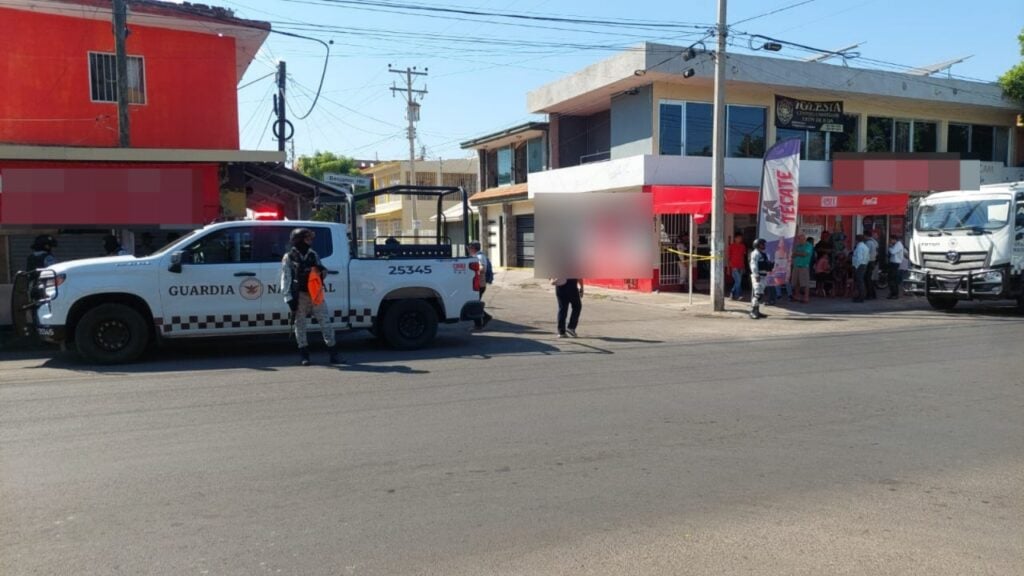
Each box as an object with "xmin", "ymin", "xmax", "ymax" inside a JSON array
[{"xmin": 113, "ymin": 0, "xmax": 130, "ymax": 147}]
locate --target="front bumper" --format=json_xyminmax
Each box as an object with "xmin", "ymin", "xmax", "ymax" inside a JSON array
[
  {"xmin": 460, "ymin": 300, "xmax": 485, "ymax": 321},
  {"xmin": 904, "ymin": 268, "xmax": 1008, "ymax": 300}
]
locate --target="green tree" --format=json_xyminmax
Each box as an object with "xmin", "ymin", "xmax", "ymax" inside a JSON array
[
  {"xmin": 998, "ymin": 28, "xmax": 1024, "ymax": 103},
  {"xmin": 295, "ymin": 151, "xmax": 363, "ymax": 222},
  {"xmin": 294, "ymin": 150, "xmax": 359, "ymax": 181}
]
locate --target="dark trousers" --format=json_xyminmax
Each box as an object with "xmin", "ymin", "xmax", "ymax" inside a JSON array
[
  {"xmin": 865, "ymin": 261, "xmax": 877, "ymax": 299},
  {"xmin": 888, "ymin": 263, "xmax": 901, "ymax": 298},
  {"xmin": 474, "ymin": 286, "xmax": 493, "ymax": 328},
  {"xmin": 556, "ymin": 283, "xmax": 582, "ymax": 334},
  {"xmin": 853, "ymin": 265, "xmax": 867, "ymax": 301}
]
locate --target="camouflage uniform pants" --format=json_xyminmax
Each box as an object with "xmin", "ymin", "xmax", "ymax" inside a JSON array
[{"xmin": 293, "ymin": 292, "xmax": 336, "ymax": 348}]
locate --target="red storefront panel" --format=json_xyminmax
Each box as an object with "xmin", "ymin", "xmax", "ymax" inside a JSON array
[
  {"xmin": 832, "ymin": 154, "xmax": 960, "ymax": 192},
  {"xmin": 798, "ymin": 191, "xmax": 908, "ymax": 216},
  {"xmin": 647, "ymin": 186, "xmax": 758, "ymax": 214},
  {"xmin": 0, "ymin": 163, "xmax": 220, "ymax": 226}
]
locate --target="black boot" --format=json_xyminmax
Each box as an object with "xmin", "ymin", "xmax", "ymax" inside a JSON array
[
  {"xmin": 299, "ymin": 347, "xmax": 311, "ymax": 366},
  {"xmin": 328, "ymin": 345, "xmax": 345, "ymax": 365},
  {"xmin": 749, "ymin": 303, "xmax": 764, "ymax": 320}
]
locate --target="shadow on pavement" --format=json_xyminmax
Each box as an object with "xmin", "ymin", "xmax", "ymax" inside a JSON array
[{"xmin": 24, "ymin": 322, "xmax": 565, "ymax": 375}]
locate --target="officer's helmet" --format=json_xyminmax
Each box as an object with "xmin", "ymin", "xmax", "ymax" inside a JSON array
[{"xmin": 290, "ymin": 228, "xmax": 313, "ymax": 245}]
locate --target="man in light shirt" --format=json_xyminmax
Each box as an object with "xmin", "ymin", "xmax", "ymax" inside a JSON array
[
  {"xmin": 851, "ymin": 234, "xmax": 870, "ymax": 303},
  {"xmin": 887, "ymin": 236, "xmax": 905, "ymax": 299},
  {"xmin": 864, "ymin": 231, "xmax": 880, "ymax": 300}
]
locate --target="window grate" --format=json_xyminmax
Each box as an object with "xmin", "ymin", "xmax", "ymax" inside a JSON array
[{"xmin": 88, "ymin": 52, "xmax": 146, "ymax": 104}]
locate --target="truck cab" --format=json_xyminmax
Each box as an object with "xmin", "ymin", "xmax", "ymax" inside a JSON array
[
  {"xmin": 14, "ymin": 186, "xmax": 486, "ymax": 363},
  {"xmin": 904, "ymin": 182, "xmax": 1024, "ymax": 311}
]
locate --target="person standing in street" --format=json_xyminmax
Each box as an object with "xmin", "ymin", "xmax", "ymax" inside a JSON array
[
  {"xmin": 748, "ymin": 238, "xmax": 771, "ymax": 319},
  {"xmin": 790, "ymin": 233, "xmax": 812, "ymax": 303},
  {"xmin": 851, "ymin": 234, "xmax": 870, "ymax": 303},
  {"xmin": 26, "ymin": 235, "xmax": 57, "ymax": 271},
  {"xmin": 103, "ymin": 234, "xmax": 129, "ymax": 256},
  {"xmin": 467, "ymin": 242, "xmax": 493, "ymax": 330},
  {"xmin": 552, "ymin": 277, "xmax": 583, "ymax": 337},
  {"xmin": 887, "ymin": 235, "xmax": 905, "ymax": 299},
  {"xmin": 864, "ymin": 231, "xmax": 880, "ymax": 300},
  {"xmin": 728, "ymin": 234, "xmax": 746, "ymax": 300},
  {"xmin": 281, "ymin": 228, "xmax": 343, "ymax": 366}
]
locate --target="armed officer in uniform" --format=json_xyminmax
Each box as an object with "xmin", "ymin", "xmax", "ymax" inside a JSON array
[
  {"xmin": 748, "ymin": 238, "xmax": 773, "ymax": 320},
  {"xmin": 281, "ymin": 228, "xmax": 344, "ymax": 366}
]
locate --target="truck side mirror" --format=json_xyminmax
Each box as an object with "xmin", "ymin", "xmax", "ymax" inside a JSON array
[{"xmin": 168, "ymin": 251, "xmax": 184, "ymax": 273}]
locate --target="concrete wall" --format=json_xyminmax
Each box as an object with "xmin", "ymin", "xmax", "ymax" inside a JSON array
[{"xmin": 611, "ymin": 84, "xmax": 654, "ymax": 159}]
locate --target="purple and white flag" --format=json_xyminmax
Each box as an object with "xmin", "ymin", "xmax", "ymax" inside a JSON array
[{"xmin": 757, "ymin": 138, "xmax": 801, "ymax": 287}]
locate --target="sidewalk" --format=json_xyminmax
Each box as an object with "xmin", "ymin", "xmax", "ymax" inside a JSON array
[{"xmin": 490, "ymin": 267, "xmax": 930, "ymax": 319}]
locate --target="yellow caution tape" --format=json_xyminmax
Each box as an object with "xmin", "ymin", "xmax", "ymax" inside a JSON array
[{"xmin": 663, "ymin": 246, "xmax": 720, "ymax": 261}]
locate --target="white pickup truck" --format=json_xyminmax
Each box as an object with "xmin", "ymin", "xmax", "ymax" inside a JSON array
[
  {"xmin": 15, "ymin": 186, "xmax": 486, "ymax": 364},
  {"xmin": 905, "ymin": 181, "xmax": 1024, "ymax": 310}
]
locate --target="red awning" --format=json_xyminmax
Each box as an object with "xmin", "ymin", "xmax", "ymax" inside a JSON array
[
  {"xmin": 645, "ymin": 185, "xmax": 907, "ymax": 216},
  {"xmin": 646, "ymin": 185, "xmax": 758, "ymax": 215}
]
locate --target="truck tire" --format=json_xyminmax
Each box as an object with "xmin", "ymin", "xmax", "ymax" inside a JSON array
[
  {"xmin": 74, "ymin": 303, "xmax": 150, "ymax": 364},
  {"xmin": 381, "ymin": 299, "xmax": 438, "ymax": 350},
  {"xmin": 926, "ymin": 296, "xmax": 957, "ymax": 311}
]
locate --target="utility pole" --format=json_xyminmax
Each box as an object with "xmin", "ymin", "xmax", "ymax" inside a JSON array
[
  {"xmin": 275, "ymin": 60, "xmax": 287, "ymax": 153},
  {"xmin": 710, "ymin": 0, "xmax": 728, "ymax": 312},
  {"xmin": 112, "ymin": 0, "xmax": 130, "ymax": 147},
  {"xmin": 390, "ymin": 65, "xmax": 428, "ymax": 238}
]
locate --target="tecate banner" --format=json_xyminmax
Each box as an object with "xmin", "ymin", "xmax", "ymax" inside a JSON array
[
  {"xmin": 534, "ymin": 192, "xmax": 655, "ymax": 280},
  {"xmin": 758, "ymin": 138, "xmax": 801, "ymax": 287}
]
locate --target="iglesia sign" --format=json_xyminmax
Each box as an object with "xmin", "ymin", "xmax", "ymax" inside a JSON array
[{"xmin": 774, "ymin": 95, "xmax": 844, "ymax": 132}]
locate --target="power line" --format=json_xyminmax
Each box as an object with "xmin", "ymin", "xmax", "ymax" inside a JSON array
[{"xmin": 732, "ymin": 0, "xmax": 817, "ymax": 26}]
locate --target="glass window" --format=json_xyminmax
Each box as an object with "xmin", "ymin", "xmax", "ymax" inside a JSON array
[
  {"xmin": 994, "ymin": 127, "xmax": 1010, "ymax": 165},
  {"xmin": 659, "ymin": 103, "xmax": 683, "ymax": 156},
  {"xmin": 947, "ymin": 124, "xmax": 970, "ymax": 155},
  {"xmin": 972, "ymin": 125, "xmax": 995, "ymax": 162},
  {"xmin": 894, "ymin": 120, "xmax": 911, "ymax": 153},
  {"xmin": 496, "ymin": 147, "xmax": 512, "ymax": 186},
  {"xmin": 776, "ymin": 128, "xmax": 808, "ymax": 159},
  {"xmin": 829, "ymin": 114, "xmax": 859, "ymax": 156},
  {"xmin": 526, "ymin": 137, "xmax": 546, "ymax": 173},
  {"xmin": 184, "ymin": 227, "xmax": 255, "ymax": 264},
  {"xmin": 913, "ymin": 121, "xmax": 937, "ymax": 152},
  {"xmin": 686, "ymin": 102, "xmax": 713, "ymax": 157},
  {"xmin": 257, "ymin": 226, "xmax": 334, "ymax": 262},
  {"xmin": 726, "ymin": 105, "xmax": 766, "ymax": 158},
  {"xmin": 867, "ymin": 116, "xmax": 893, "ymax": 152},
  {"xmin": 916, "ymin": 199, "xmax": 1011, "ymax": 232},
  {"xmin": 89, "ymin": 52, "xmax": 145, "ymax": 104}
]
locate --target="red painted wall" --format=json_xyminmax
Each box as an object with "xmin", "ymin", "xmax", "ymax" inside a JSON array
[
  {"xmin": 0, "ymin": 8, "xmax": 240, "ymax": 149},
  {"xmin": 0, "ymin": 162, "xmax": 221, "ymax": 226},
  {"xmin": 832, "ymin": 154, "xmax": 960, "ymax": 192}
]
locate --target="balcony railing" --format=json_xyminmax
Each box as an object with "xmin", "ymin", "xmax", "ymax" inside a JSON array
[{"xmin": 580, "ymin": 150, "xmax": 611, "ymax": 164}]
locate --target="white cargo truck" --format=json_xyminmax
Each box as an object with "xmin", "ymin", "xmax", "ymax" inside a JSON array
[
  {"xmin": 13, "ymin": 186, "xmax": 486, "ymax": 363},
  {"xmin": 904, "ymin": 181, "xmax": 1024, "ymax": 311}
]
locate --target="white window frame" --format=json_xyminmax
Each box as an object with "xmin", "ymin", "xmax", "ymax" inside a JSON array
[{"xmin": 88, "ymin": 51, "xmax": 147, "ymax": 105}]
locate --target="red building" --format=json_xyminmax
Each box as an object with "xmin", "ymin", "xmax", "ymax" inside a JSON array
[{"xmin": 0, "ymin": 0, "xmax": 340, "ymax": 319}]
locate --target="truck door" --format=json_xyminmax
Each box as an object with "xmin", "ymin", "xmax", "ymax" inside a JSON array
[
  {"xmin": 1013, "ymin": 193, "xmax": 1024, "ymax": 275},
  {"xmin": 257, "ymin": 224, "xmax": 349, "ymax": 333},
  {"xmin": 158, "ymin": 225, "xmax": 263, "ymax": 337}
]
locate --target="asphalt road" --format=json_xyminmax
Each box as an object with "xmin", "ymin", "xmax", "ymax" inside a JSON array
[{"xmin": 1, "ymin": 289, "xmax": 1022, "ymax": 575}]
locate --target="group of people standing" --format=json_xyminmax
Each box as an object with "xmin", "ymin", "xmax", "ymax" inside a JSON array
[{"xmin": 733, "ymin": 228, "xmax": 907, "ymax": 319}]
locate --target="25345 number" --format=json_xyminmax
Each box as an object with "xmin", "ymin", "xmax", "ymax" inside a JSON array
[{"xmin": 388, "ymin": 265, "xmax": 433, "ymax": 275}]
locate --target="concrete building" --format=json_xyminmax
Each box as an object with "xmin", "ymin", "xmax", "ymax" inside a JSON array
[
  {"xmin": 461, "ymin": 122, "xmax": 549, "ymax": 269},
  {"xmin": 361, "ymin": 158, "xmax": 479, "ymax": 252},
  {"xmin": 0, "ymin": 0, "xmax": 348, "ymax": 325},
  {"xmin": 524, "ymin": 42, "xmax": 1024, "ymax": 292}
]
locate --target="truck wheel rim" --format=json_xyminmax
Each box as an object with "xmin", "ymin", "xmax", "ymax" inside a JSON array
[
  {"xmin": 95, "ymin": 320, "xmax": 131, "ymax": 352},
  {"xmin": 398, "ymin": 311, "xmax": 425, "ymax": 339}
]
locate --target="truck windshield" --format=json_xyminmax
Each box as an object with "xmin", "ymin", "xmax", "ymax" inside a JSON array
[{"xmin": 915, "ymin": 199, "xmax": 1011, "ymax": 232}]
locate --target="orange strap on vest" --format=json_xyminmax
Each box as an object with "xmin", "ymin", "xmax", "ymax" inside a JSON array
[{"xmin": 308, "ymin": 269, "xmax": 325, "ymax": 306}]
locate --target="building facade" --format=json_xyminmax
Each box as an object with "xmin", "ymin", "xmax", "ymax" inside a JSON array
[
  {"xmin": 461, "ymin": 122, "xmax": 549, "ymax": 269},
  {"xmin": 0, "ymin": 0, "xmax": 343, "ymax": 324},
  {"xmin": 524, "ymin": 42, "xmax": 1024, "ymax": 292}
]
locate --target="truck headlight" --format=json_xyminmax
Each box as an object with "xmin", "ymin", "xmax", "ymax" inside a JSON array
[
  {"xmin": 977, "ymin": 271, "xmax": 1002, "ymax": 283},
  {"xmin": 906, "ymin": 270, "xmax": 924, "ymax": 282}
]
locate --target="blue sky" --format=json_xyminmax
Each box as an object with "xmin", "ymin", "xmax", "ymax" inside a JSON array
[{"xmin": 226, "ymin": 0, "xmax": 1024, "ymax": 162}]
